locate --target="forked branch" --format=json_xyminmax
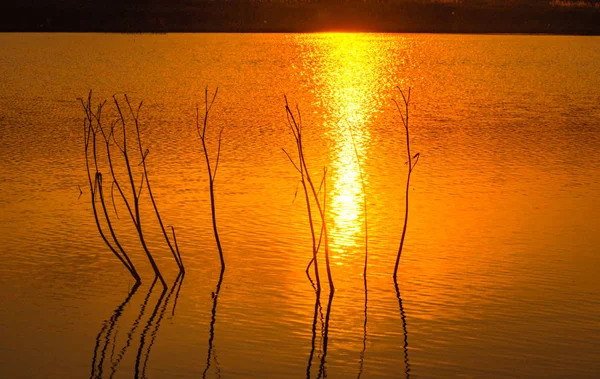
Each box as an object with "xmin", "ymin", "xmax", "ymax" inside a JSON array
[
  {"xmin": 393, "ymin": 86, "xmax": 419, "ymax": 279},
  {"xmin": 283, "ymin": 97, "xmax": 335, "ymax": 292},
  {"xmin": 197, "ymin": 86, "xmax": 225, "ymax": 270},
  {"xmin": 80, "ymin": 91, "xmax": 185, "ymax": 286}
]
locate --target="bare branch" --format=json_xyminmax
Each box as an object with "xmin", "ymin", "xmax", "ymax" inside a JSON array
[
  {"xmin": 282, "ymin": 148, "xmax": 302, "ymax": 174},
  {"xmin": 137, "ymin": 173, "xmax": 144, "ymax": 199},
  {"xmin": 212, "ymin": 127, "xmax": 224, "ymax": 182},
  {"xmin": 110, "ymin": 181, "xmax": 119, "ymax": 219}
]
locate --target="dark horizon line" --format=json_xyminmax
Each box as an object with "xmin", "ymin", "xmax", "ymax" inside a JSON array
[{"xmin": 2, "ymin": 2, "xmax": 600, "ymax": 35}]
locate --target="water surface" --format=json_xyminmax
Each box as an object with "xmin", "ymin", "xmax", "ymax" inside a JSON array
[{"xmin": 0, "ymin": 33, "xmax": 599, "ymax": 378}]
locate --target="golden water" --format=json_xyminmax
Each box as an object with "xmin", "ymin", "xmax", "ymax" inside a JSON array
[{"xmin": 0, "ymin": 33, "xmax": 599, "ymax": 378}]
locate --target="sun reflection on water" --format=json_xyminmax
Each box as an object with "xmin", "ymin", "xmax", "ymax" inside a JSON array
[{"xmin": 295, "ymin": 33, "xmax": 397, "ymax": 264}]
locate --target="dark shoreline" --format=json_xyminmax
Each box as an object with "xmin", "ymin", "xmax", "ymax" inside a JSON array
[{"xmin": 2, "ymin": 2, "xmax": 600, "ymax": 35}]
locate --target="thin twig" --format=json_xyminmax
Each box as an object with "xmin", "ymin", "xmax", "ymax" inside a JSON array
[
  {"xmin": 284, "ymin": 97, "xmax": 321, "ymax": 293},
  {"xmin": 393, "ymin": 87, "xmax": 419, "ymax": 279},
  {"xmin": 79, "ymin": 92, "xmax": 140, "ymax": 283},
  {"xmin": 197, "ymin": 87, "xmax": 225, "ymax": 270},
  {"xmin": 124, "ymin": 97, "xmax": 183, "ymax": 274}
]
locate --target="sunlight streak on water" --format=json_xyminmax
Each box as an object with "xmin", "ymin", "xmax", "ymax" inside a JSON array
[{"xmin": 294, "ymin": 34, "xmax": 404, "ymax": 263}]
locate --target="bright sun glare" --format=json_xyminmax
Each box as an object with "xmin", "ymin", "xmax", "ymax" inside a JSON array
[{"xmin": 298, "ymin": 33, "xmax": 390, "ymax": 265}]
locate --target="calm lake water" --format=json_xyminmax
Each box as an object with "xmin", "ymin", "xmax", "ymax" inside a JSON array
[{"xmin": 1, "ymin": 33, "xmax": 599, "ymax": 378}]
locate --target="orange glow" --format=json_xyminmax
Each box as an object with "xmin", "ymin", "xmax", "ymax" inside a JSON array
[{"xmin": 295, "ymin": 33, "xmax": 392, "ymax": 265}]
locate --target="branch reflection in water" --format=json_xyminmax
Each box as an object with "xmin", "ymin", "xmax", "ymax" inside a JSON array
[
  {"xmin": 317, "ymin": 292, "xmax": 334, "ymax": 379},
  {"xmin": 89, "ymin": 273, "xmax": 185, "ymax": 379},
  {"xmin": 109, "ymin": 279, "xmax": 157, "ymax": 378},
  {"xmin": 394, "ymin": 279, "xmax": 411, "ymax": 378},
  {"xmin": 136, "ymin": 273, "xmax": 185, "ymax": 378},
  {"xmin": 357, "ymin": 274, "xmax": 368, "ymax": 379},
  {"xmin": 203, "ymin": 267, "xmax": 225, "ymax": 379},
  {"xmin": 305, "ymin": 290, "xmax": 335, "ymax": 379},
  {"xmin": 90, "ymin": 282, "xmax": 140, "ymax": 379},
  {"xmin": 306, "ymin": 290, "xmax": 320, "ymax": 379}
]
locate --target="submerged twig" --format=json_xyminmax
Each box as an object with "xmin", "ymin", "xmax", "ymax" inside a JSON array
[
  {"xmin": 321, "ymin": 168, "xmax": 334, "ymax": 292},
  {"xmin": 124, "ymin": 95, "xmax": 184, "ymax": 274},
  {"xmin": 284, "ymin": 97, "xmax": 335, "ymax": 292},
  {"xmin": 80, "ymin": 91, "xmax": 185, "ymax": 287},
  {"xmin": 393, "ymin": 87, "xmax": 419, "ymax": 279},
  {"xmin": 197, "ymin": 87, "xmax": 225, "ymax": 271},
  {"xmin": 80, "ymin": 92, "xmax": 141, "ymax": 284},
  {"xmin": 283, "ymin": 96, "xmax": 321, "ymax": 293}
]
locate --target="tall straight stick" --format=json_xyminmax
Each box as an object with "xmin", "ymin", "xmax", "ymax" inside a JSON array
[
  {"xmin": 321, "ymin": 168, "xmax": 334, "ymax": 292},
  {"xmin": 197, "ymin": 87, "xmax": 225, "ymax": 270},
  {"xmin": 393, "ymin": 87, "xmax": 419, "ymax": 279}
]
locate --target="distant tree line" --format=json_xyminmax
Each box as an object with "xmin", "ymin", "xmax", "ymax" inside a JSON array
[{"xmin": 2, "ymin": 0, "xmax": 599, "ymax": 33}]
